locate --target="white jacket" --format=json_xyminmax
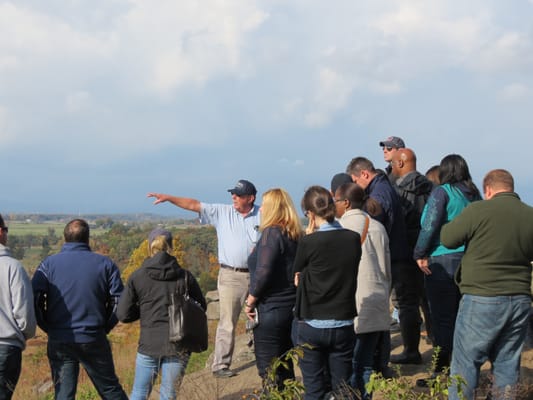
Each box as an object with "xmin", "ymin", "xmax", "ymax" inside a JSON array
[
  {"xmin": 339, "ymin": 209, "xmax": 392, "ymax": 334},
  {"xmin": 0, "ymin": 244, "xmax": 36, "ymax": 349}
]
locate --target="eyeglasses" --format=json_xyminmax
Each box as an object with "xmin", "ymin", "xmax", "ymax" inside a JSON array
[{"xmin": 0, "ymin": 226, "xmax": 8, "ymax": 233}]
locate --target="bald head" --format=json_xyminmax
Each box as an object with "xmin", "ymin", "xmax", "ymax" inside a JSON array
[{"xmin": 391, "ymin": 148, "xmax": 417, "ymax": 177}]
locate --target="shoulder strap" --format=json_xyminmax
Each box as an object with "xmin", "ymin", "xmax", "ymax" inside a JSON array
[
  {"xmin": 175, "ymin": 270, "xmax": 190, "ymax": 297},
  {"xmin": 360, "ymin": 216, "xmax": 370, "ymax": 244}
]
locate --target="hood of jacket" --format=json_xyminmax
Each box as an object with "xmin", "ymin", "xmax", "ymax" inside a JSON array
[
  {"xmin": 142, "ymin": 251, "xmax": 182, "ymax": 281},
  {"xmin": 397, "ymin": 171, "xmax": 434, "ymax": 195}
]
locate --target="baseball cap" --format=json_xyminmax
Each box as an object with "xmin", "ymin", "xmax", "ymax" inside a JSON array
[
  {"xmin": 330, "ymin": 173, "xmax": 353, "ymax": 194},
  {"xmin": 148, "ymin": 228, "xmax": 172, "ymax": 248},
  {"xmin": 227, "ymin": 179, "xmax": 257, "ymax": 196},
  {"xmin": 379, "ymin": 136, "xmax": 405, "ymax": 149}
]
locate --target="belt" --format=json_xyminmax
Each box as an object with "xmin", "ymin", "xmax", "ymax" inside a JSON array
[{"xmin": 220, "ymin": 264, "xmax": 249, "ymax": 273}]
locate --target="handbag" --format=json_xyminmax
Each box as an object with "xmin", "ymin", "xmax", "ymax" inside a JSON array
[{"xmin": 168, "ymin": 272, "xmax": 208, "ymax": 353}]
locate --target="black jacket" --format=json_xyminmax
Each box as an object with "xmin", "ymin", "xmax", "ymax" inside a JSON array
[
  {"xmin": 117, "ymin": 252, "xmax": 206, "ymax": 357},
  {"xmin": 394, "ymin": 171, "xmax": 434, "ymax": 251}
]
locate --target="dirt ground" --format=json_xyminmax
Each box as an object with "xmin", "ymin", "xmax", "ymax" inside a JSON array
[{"xmin": 174, "ymin": 328, "xmax": 533, "ymax": 400}]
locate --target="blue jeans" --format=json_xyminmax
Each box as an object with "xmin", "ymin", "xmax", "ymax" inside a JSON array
[
  {"xmin": 449, "ymin": 294, "xmax": 531, "ymax": 400},
  {"xmin": 47, "ymin": 337, "xmax": 128, "ymax": 400},
  {"xmin": 351, "ymin": 332, "xmax": 380, "ymax": 400},
  {"xmin": 295, "ymin": 321, "xmax": 355, "ymax": 400},
  {"xmin": 130, "ymin": 352, "xmax": 190, "ymax": 400},
  {"xmin": 253, "ymin": 304, "xmax": 294, "ymax": 387},
  {"xmin": 0, "ymin": 345, "xmax": 21, "ymax": 400},
  {"xmin": 425, "ymin": 254, "xmax": 462, "ymax": 360}
]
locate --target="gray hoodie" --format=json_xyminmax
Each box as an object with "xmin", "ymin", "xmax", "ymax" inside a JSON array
[{"xmin": 0, "ymin": 244, "xmax": 36, "ymax": 349}]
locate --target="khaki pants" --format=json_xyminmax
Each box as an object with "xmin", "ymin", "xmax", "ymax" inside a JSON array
[{"xmin": 211, "ymin": 267, "xmax": 249, "ymax": 372}]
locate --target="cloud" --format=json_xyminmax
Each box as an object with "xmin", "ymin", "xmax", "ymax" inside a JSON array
[{"xmin": 499, "ymin": 83, "xmax": 530, "ymax": 101}]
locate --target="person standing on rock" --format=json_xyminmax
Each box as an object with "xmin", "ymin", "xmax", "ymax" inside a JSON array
[
  {"xmin": 245, "ymin": 188, "xmax": 302, "ymax": 390},
  {"xmin": 148, "ymin": 179, "xmax": 261, "ymax": 378}
]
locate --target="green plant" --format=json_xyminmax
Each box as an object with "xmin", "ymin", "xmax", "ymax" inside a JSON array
[
  {"xmin": 248, "ymin": 346, "xmax": 308, "ymax": 400},
  {"xmin": 367, "ymin": 348, "xmax": 466, "ymax": 399}
]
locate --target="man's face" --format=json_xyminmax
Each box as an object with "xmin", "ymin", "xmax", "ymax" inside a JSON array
[
  {"xmin": 382, "ymin": 146, "xmax": 399, "ymax": 162},
  {"xmin": 350, "ymin": 171, "xmax": 371, "ymax": 190},
  {"xmin": 390, "ymin": 157, "xmax": 402, "ymax": 177},
  {"xmin": 231, "ymin": 193, "xmax": 255, "ymax": 214}
]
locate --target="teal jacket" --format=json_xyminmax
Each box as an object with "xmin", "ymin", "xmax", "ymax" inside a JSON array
[{"xmin": 441, "ymin": 192, "xmax": 533, "ymax": 297}]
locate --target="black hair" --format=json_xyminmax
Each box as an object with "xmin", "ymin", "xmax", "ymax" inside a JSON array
[{"xmin": 439, "ymin": 154, "xmax": 481, "ymax": 198}]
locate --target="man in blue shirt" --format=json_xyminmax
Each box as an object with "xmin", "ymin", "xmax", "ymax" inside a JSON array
[
  {"xmin": 32, "ymin": 219, "xmax": 127, "ymax": 399},
  {"xmin": 148, "ymin": 179, "xmax": 260, "ymax": 378}
]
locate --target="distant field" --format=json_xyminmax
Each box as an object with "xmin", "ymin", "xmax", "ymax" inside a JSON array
[{"xmin": 9, "ymin": 221, "xmax": 108, "ymax": 236}]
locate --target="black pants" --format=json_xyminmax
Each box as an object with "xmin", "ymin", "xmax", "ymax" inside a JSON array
[
  {"xmin": 0, "ymin": 345, "xmax": 21, "ymax": 400},
  {"xmin": 253, "ymin": 304, "xmax": 295, "ymax": 387},
  {"xmin": 391, "ymin": 259, "xmax": 424, "ymax": 354}
]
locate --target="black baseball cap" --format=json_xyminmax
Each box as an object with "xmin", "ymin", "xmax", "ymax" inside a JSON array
[{"xmin": 227, "ymin": 179, "xmax": 257, "ymax": 196}]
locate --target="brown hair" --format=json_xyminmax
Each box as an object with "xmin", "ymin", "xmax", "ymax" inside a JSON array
[
  {"xmin": 64, "ymin": 219, "xmax": 90, "ymax": 243},
  {"xmin": 483, "ymin": 169, "xmax": 514, "ymax": 192},
  {"xmin": 301, "ymin": 185, "xmax": 336, "ymax": 223},
  {"xmin": 336, "ymin": 182, "xmax": 383, "ymax": 217}
]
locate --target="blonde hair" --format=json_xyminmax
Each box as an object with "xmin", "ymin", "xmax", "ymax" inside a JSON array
[
  {"xmin": 260, "ymin": 188, "xmax": 302, "ymax": 241},
  {"xmin": 150, "ymin": 235, "xmax": 172, "ymax": 256}
]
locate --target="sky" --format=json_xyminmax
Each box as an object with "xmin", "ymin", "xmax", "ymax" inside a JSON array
[{"xmin": 1, "ymin": 0, "xmax": 533, "ymax": 217}]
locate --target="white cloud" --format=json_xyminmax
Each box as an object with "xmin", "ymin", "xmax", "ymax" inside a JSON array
[
  {"xmin": 499, "ymin": 83, "xmax": 530, "ymax": 101},
  {"xmin": 114, "ymin": 1, "xmax": 268, "ymax": 96}
]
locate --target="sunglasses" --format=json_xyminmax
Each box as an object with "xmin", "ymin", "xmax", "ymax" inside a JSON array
[
  {"xmin": 1, "ymin": 226, "xmax": 8, "ymax": 233},
  {"xmin": 383, "ymin": 146, "xmax": 395, "ymax": 152}
]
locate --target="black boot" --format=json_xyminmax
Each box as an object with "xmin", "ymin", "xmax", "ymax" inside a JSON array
[
  {"xmin": 390, "ymin": 312, "xmax": 422, "ymax": 364},
  {"xmin": 415, "ymin": 350, "xmax": 450, "ymax": 387}
]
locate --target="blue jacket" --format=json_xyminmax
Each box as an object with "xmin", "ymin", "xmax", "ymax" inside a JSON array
[{"xmin": 32, "ymin": 242, "xmax": 124, "ymax": 343}]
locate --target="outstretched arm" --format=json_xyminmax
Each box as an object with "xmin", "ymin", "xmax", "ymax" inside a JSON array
[{"xmin": 147, "ymin": 193, "xmax": 201, "ymax": 213}]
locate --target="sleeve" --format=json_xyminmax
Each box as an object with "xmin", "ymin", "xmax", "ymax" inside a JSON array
[
  {"xmin": 116, "ymin": 276, "xmax": 140, "ymax": 323},
  {"xmin": 199, "ymin": 203, "xmax": 222, "ymax": 227},
  {"xmin": 440, "ymin": 205, "xmax": 473, "ymax": 250},
  {"xmin": 293, "ymin": 237, "xmax": 309, "ymax": 275},
  {"xmin": 105, "ymin": 261, "xmax": 124, "ymax": 332},
  {"xmin": 11, "ymin": 263, "xmax": 36, "ymax": 340},
  {"xmin": 413, "ymin": 187, "xmax": 448, "ymax": 259},
  {"xmin": 248, "ymin": 227, "xmax": 281, "ymax": 300},
  {"xmin": 31, "ymin": 262, "xmax": 50, "ymax": 332},
  {"xmin": 187, "ymin": 271, "xmax": 207, "ymax": 311}
]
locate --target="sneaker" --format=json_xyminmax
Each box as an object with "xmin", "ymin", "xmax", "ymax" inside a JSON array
[{"xmin": 212, "ymin": 368, "xmax": 237, "ymax": 378}]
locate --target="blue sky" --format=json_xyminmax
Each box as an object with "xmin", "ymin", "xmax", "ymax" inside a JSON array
[{"xmin": 1, "ymin": 0, "xmax": 532, "ymax": 216}]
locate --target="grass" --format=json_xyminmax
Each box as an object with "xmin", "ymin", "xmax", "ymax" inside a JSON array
[
  {"xmin": 8, "ymin": 221, "xmax": 108, "ymax": 237},
  {"xmin": 12, "ymin": 319, "xmax": 229, "ymax": 399}
]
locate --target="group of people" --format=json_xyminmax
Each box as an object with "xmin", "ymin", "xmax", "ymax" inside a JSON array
[
  {"xmin": 1, "ymin": 136, "xmax": 532, "ymax": 400},
  {"xmin": 0, "ymin": 217, "xmax": 206, "ymax": 400},
  {"xmin": 147, "ymin": 137, "xmax": 533, "ymax": 400}
]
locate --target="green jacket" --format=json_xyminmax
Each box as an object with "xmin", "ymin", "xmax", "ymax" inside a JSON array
[{"xmin": 441, "ymin": 192, "xmax": 533, "ymax": 297}]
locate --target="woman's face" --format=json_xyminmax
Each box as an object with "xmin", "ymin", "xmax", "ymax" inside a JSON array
[{"xmin": 333, "ymin": 190, "xmax": 348, "ymax": 218}]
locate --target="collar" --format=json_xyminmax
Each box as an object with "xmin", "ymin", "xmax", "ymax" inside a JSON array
[{"xmin": 318, "ymin": 220, "xmax": 343, "ymax": 231}]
